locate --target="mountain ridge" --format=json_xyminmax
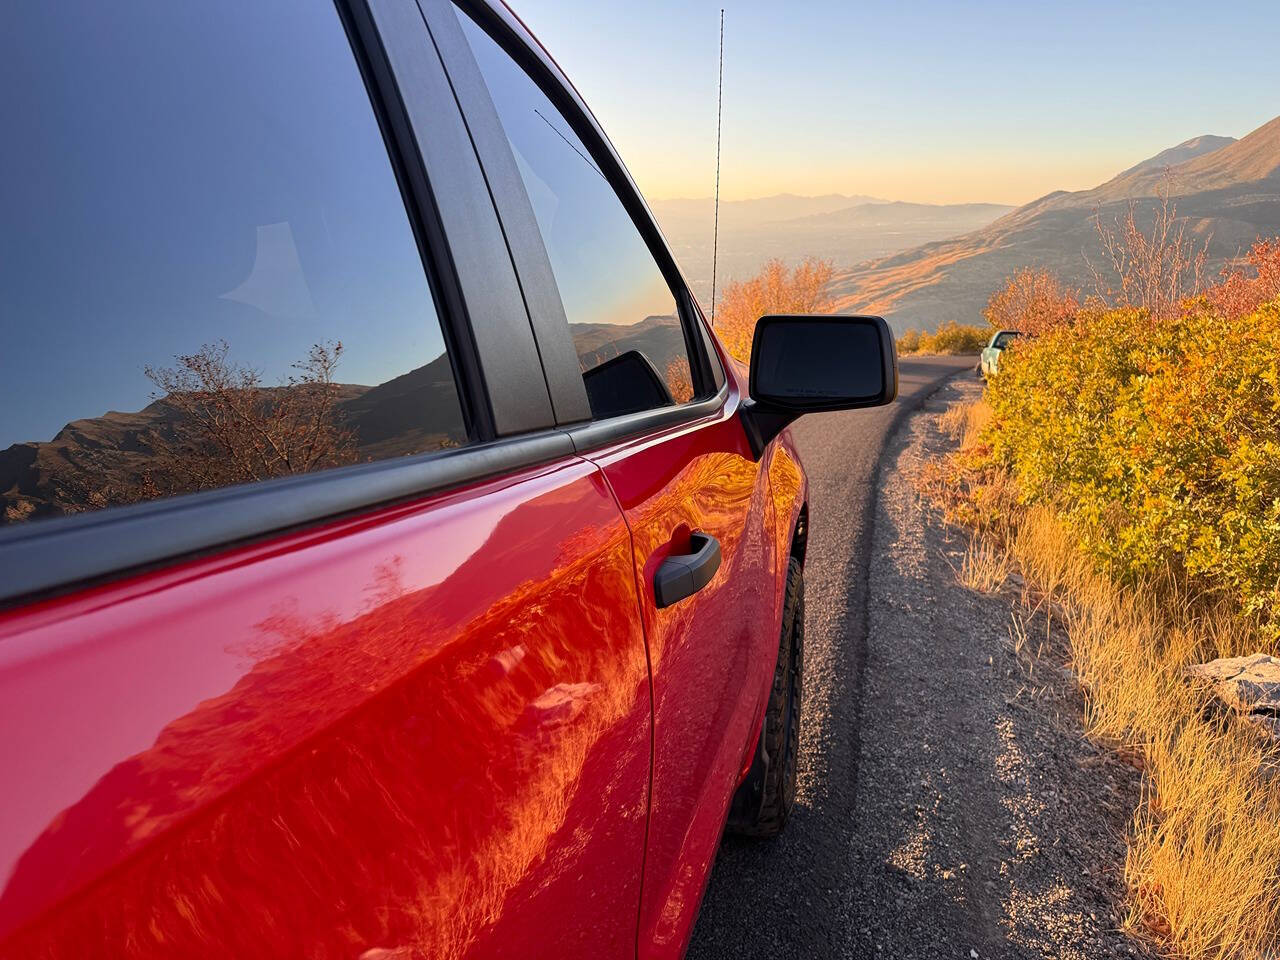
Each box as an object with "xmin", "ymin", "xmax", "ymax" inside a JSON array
[
  {"xmin": 1116, "ymin": 134, "xmax": 1237, "ymax": 178},
  {"xmin": 828, "ymin": 115, "xmax": 1280, "ymax": 331},
  {"xmin": 770, "ymin": 200, "xmax": 1014, "ymax": 229}
]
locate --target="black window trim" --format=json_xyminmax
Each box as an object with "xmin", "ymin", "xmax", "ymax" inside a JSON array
[
  {"xmin": 0, "ymin": 431, "xmax": 576, "ymax": 607},
  {"xmin": 0, "ymin": 0, "xmax": 567, "ymax": 608},
  {"xmin": 362, "ymin": 0, "xmax": 556, "ymax": 439},
  {"xmin": 340, "ymin": 0, "xmax": 485, "ymax": 442},
  {"xmin": 431, "ymin": 0, "xmax": 730, "ymax": 445},
  {"xmin": 415, "ymin": 0, "xmax": 591, "ymax": 427}
]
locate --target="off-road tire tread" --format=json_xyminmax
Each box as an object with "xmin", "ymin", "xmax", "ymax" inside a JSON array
[{"xmin": 734, "ymin": 556, "xmax": 804, "ymax": 837}]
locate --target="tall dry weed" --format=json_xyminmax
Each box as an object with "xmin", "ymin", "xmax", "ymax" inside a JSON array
[{"xmin": 1089, "ymin": 176, "xmax": 1210, "ymax": 324}]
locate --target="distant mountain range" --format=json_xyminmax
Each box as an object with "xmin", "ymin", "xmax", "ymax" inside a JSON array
[
  {"xmin": 649, "ymin": 193, "xmax": 1014, "ymax": 304},
  {"xmin": 652, "ymin": 192, "xmax": 889, "ymax": 228},
  {"xmin": 828, "ymin": 115, "xmax": 1280, "ymax": 331}
]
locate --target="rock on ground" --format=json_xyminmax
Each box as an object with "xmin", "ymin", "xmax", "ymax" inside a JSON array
[{"xmin": 1188, "ymin": 653, "xmax": 1280, "ymax": 715}]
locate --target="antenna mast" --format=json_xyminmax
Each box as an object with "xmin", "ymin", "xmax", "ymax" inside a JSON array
[{"xmin": 710, "ymin": 8, "xmax": 724, "ymax": 325}]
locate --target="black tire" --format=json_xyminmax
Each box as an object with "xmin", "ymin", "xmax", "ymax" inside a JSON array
[{"xmin": 727, "ymin": 556, "xmax": 804, "ymax": 837}]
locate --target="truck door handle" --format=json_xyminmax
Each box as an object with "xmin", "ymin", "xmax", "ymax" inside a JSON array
[{"xmin": 653, "ymin": 532, "xmax": 722, "ymax": 608}]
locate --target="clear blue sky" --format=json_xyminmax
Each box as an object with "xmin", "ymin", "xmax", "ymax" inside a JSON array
[
  {"xmin": 513, "ymin": 0, "xmax": 1279, "ymax": 205},
  {"xmin": 1, "ymin": 1, "xmax": 449, "ymax": 447}
]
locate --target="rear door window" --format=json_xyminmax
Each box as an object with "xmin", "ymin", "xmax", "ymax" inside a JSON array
[
  {"xmin": 994, "ymin": 332, "xmax": 1020, "ymax": 349},
  {"xmin": 455, "ymin": 8, "xmax": 698, "ymax": 419},
  {"xmin": 0, "ymin": 0, "xmax": 466, "ymax": 527}
]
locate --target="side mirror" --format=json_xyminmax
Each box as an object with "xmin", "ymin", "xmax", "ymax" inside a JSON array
[
  {"xmin": 741, "ymin": 314, "xmax": 898, "ymax": 458},
  {"xmin": 582, "ymin": 349, "xmax": 674, "ymax": 419}
]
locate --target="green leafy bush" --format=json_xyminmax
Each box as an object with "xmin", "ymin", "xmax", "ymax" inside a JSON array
[
  {"xmin": 983, "ymin": 297, "xmax": 1280, "ymax": 634},
  {"xmin": 898, "ymin": 320, "xmax": 989, "ymax": 355}
]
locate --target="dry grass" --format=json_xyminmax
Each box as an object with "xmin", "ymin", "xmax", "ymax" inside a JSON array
[
  {"xmin": 930, "ymin": 397, "xmax": 1280, "ymax": 959},
  {"xmin": 918, "ymin": 398, "xmax": 1015, "ymax": 537},
  {"xmin": 956, "ymin": 537, "xmax": 1011, "ymax": 593},
  {"xmin": 1010, "ymin": 508, "xmax": 1280, "ymax": 959},
  {"xmin": 939, "ymin": 399, "xmax": 992, "ymax": 449}
]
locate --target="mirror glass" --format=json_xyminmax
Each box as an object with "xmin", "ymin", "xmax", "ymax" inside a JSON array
[{"xmin": 753, "ymin": 319, "xmax": 885, "ymax": 403}]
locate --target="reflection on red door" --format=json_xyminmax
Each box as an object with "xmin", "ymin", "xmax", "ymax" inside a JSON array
[
  {"xmin": 0, "ymin": 457, "xmax": 650, "ymax": 959},
  {"xmin": 581, "ymin": 387, "xmax": 782, "ymax": 959}
]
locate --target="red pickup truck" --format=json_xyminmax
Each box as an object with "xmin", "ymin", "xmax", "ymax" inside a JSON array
[{"xmin": 0, "ymin": 1, "xmax": 895, "ymax": 957}]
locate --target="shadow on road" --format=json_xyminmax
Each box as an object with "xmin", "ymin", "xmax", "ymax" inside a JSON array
[{"xmin": 686, "ymin": 357, "xmax": 972, "ymax": 959}]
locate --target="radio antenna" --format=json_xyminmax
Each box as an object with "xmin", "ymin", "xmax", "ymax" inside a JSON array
[{"xmin": 709, "ymin": 8, "xmax": 724, "ymax": 325}]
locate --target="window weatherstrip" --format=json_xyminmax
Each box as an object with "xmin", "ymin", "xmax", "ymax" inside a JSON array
[
  {"xmin": 564, "ymin": 384, "xmax": 730, "ymax": 455},
  {"xmin": 0, "ymin": 432, "xmax": 576, "ymax": 607}
]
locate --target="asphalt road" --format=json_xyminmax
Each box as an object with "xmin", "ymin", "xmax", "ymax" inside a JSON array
[{"xmin": 686, "ymin": 354, "xmax": 976, "ymax": 958}]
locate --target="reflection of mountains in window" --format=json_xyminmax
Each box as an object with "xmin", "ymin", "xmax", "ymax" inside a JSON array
[
  {"xmin": 570, "ymin": 314, "xmax": 693, "ymax": 405},
  {"xmin": 0, "ymin": 341, "xmax": 465, "ymax": 525}
]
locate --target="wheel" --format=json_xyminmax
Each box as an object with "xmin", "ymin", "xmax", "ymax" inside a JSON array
[{"xmin": 727, "ymin": 556, "xmax": 804, "ymax": 837}]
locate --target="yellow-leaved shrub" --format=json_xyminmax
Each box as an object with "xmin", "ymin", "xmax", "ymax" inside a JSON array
[
  {"xmin": 984, "ymin": 296, "xmax": 1280, "ymax": 637},
  {"xmin": 713, "ymin": 257, "xmax": 834, "ymax": 364},
  {"xmin": 897, "ymin": 320, "xmax": 990, "ymax": 355}
]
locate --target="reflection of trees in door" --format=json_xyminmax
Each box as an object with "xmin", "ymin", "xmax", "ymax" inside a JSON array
[{"xmin": 0, "ymin": 338, "xmax": 470, "ymax": 525}]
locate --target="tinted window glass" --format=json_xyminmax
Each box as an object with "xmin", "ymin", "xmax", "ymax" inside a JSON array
[
  {"xmin": 0, "ymin": 1, "xmax": 466, "ymax": 528},
  {"xmin": 456, "ymin": 9, "xmax": 696, "ymax": 419}
]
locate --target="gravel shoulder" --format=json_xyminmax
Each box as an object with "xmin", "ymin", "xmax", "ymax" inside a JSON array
[{"xmin": 688, "ymin": 372, "xmax": 1146, "ymax": 959}]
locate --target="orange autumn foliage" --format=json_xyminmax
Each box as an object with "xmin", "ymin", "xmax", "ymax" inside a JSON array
[
  {"xmin": 983, "ymin": 267, "xmax": 1079, "ymax": 335},
  {"xmin": 712, "ymin": 257, "xmax": 835, "ymax": 364},
  {"xmin": 1208, "ymin": 237, "xmax": 1280, "ymax": 320}
]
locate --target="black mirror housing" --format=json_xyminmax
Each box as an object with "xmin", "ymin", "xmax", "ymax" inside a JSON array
[
  {"xmin": 582, "ymin": 349, "xmax": 674, "ymax": 419},
  {"xmin": 741, "ymin": 314, "xmax": 898, "ymax": 458}
]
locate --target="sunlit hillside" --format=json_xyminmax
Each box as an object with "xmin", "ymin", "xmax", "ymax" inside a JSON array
[{"xmin": 829, "ymin": 115, "xmax": 1280, "ymax": 332}]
